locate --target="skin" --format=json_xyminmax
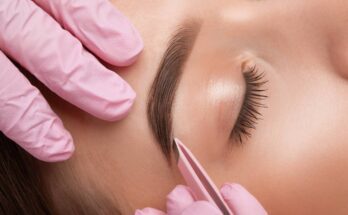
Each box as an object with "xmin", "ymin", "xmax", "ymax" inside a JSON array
[{"xmin": 37, "ymin": 0, "xmax": 348, "ymax": 214}]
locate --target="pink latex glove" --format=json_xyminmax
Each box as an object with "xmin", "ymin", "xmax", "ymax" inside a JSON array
[
  {"xmin": 0, "ymin": 0, "xmax": 143, "ymax": 162},
  {"xmin": 135, "ymin": 184, "xmax": 268, "ymax": 215}
]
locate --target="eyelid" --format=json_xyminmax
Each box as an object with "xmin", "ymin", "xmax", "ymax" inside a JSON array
[{"xmin": 208, "ymin": 78, "xmax": 244, "ymax": 136}]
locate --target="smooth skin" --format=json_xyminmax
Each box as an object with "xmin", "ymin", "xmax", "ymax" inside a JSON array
[{"xmin": 37, "ymin": 0, "xmax": 348, "ymax": 214}]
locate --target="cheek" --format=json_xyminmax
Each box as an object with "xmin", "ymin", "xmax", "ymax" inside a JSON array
[
  {"xmin": 219, "ymin": 68, "xmax": 348, "ymax": 214},
  {"xmin": 263, "ymin": 90, "xmax": 348, "ymax": 213}
]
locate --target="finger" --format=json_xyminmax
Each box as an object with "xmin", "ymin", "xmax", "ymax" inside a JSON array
[
  {"xmin": 166, "ymin": 185, "xmax": 196, "ymax": 215},
  {"xmin": 0, "ymin": 0, "xmax": 135, "ymax": 121},
  {"xmin": 135, "ymin": 208, "xmax": 166, "ymax": 215},
  {"xmin": 33, "ymin": 0, "xmax": 143, "ymax": 66},
  {"xmin": 181, "ymin": 201, "xmax": 222, "ymax": 215},
  {"xmin": 220, "ymin": 183, "xmax": 268, "ymax": 215},
  {"xmin": 0, "ymin": 52, "xmax": 74, "ymax": 162}
]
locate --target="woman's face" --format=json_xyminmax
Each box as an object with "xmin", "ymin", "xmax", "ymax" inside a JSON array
[{"xmin": 43, "ymin": 0, "xmax": 348, "ymax": 214}]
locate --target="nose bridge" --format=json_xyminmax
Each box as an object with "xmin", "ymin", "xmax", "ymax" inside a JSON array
[
  {"xmin": 216, "ymin": 3, "xmax": 274, "ymax": 40},
  {"xmin": 208, "ymin": 3, "xmax": 278, "ymax": 54},
  {"xmin": 216, "ymin": 1, "xmax": 305, "ymax": 37},
  {"xmin": 219, "ymin": 3, "xmax": 255, "ymax": 27}
]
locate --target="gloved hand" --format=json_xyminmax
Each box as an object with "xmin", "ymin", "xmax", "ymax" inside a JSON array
[
  {"xmin": 0, "ymin": 0, "xmax": 143, "ymax": 162},
  {"xmin": 135, "ymin": 183, "xmax": 268, "ymax": 215}
]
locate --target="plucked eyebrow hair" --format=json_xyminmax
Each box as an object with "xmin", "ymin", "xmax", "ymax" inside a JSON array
[{"xmin": 147, "ymin": 20, "xmax": 201, "ymax": 160}]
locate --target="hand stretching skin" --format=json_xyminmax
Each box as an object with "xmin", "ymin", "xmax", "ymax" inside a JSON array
[
  {"xmin": 135, "ymin": 184, "xmax": 268, "ymax": 215},
  {"xmin": 0, "ymin": 0, "xmax": 143, "ymax": 162}
]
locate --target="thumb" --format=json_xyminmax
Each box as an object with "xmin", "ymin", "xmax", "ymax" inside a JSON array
[
  {"xmin": 220, "ymin": 183, "xmax": 268, "ymax": 215},
  {"xmin": 166, "ymin": 185, "xmax": 196, "ymax": 215}
]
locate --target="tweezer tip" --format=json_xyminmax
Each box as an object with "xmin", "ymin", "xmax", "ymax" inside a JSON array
[{"xmin": 172, "ymin": 138, "xmax": 180, "ymax": 163}]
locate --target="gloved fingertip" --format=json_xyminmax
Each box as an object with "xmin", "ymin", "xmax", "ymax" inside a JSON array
[
  {"xmin": 135, "ymin": 208, "xmax": 166, "ymax": 215},
  {"xmin": 95, "ymin": 2, "xmax": 144, "ymax": 67},
  {"xmin": 135, "ymin": 209, "xmax": 145, "ymax": 215},
  {"xmin": 40, "ymin": 137, "xmax": 75, "ymax": 162},
  {"xmin": 220, "ymin": 183, "xmax": 268, "ymax": 215},
  {"xmin": 167, "ymin": 185, "xmax": 195, "ymax": 202},
  {"xmin": 35, "ymin": 124, "xmax": 75, "ymax": 162},
  {"xmin": 181, "ymin": 201, "xmax": 222, "ymax": 215},
  {"xmin": 108, "ymin": 26, "xmax": 144, "ymax": 67},
  {"xmin": 96, "ymin": 82, "xmax": 136, "ymax": 121},
  {"xmin": 68, "ymin": 67, "xmax": 136, "ymax": 122},
  {"xmin": 220, "ymin": 183, "xmax": 242, "ymax": 200},
  {"xmin": 166, "ymin": 185, "xmax": 196, "ymax": 215}
]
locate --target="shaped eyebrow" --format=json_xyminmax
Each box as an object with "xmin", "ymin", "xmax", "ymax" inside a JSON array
[{"xmin": 147, "ymin": 20, "xmax": 201, "ymax": 160}]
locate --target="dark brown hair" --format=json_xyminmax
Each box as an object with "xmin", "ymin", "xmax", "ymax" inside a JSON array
[
  {"xmin": 0, "ymin": 63, "xmax": 122, "ymax": 214},
  {"xmin": 147, "ymin": 21, "xmax": 201, "ymax": 160},
  {"xmin": 0, "ymin": 133, "xmax": 122, "ymax": 215},
  {"xmin": 0, "ymin": 133, "xmax": 53, "ymax": 214}
]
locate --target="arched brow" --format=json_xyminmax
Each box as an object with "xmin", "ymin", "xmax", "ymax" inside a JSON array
[{"xmin": 147, "ymin": 20, "xmax": 201, "ymax": 161}]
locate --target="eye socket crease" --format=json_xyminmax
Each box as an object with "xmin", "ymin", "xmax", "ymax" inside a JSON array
[{"xmin": 147, "ymin": 20, "xmax": 202, "ymax": 161}]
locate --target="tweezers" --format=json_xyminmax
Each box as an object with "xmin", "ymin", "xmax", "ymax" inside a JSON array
[{"xmin": 173, "ymin": 138, "xmax": 233, "ymax": 215}]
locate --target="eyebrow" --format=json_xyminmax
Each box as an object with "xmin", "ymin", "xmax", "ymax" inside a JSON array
[{"xmin": 147, "ymin": 20, "xmax": 201, "ymax": 160}]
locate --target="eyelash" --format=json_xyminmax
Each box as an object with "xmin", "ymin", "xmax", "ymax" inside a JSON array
[{"xmin": 231, "ymin": 65, "xmax": 268, "ymax": 144}]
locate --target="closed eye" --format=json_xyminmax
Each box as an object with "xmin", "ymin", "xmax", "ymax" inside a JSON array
[{"xmin": 230, "ymin": 65, "xmax": 268, "ymax": 143}]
